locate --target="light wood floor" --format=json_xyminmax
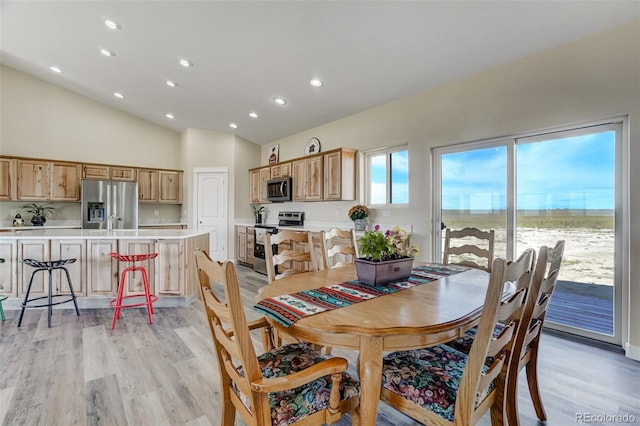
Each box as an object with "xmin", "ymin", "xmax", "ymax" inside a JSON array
[{"xmin": 1, "ymin": 264, "xmax": 638, "ymax": 425}]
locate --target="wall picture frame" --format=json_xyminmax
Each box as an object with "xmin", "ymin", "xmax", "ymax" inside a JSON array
[
  {"xmin": 305, "ymin": 137, "xmax": 321, "ymax": 156},
  {"xmin": 268, "ymin": 144, "xmax": 279, "ymax": 164}
]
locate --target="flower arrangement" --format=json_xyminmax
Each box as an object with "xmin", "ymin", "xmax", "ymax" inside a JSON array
[
  {"xmin": 348, "ymin": 204, "xmax": 370, "ymax": 221},
  {"xmin": 358, "ymin": 225, "xmax": 419, "ymax": 262}
]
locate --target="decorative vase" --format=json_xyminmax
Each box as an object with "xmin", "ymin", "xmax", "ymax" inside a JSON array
[
  {"xmin": 354, "ymin": 218, "xmax": 367, "ymax": 231},
  {"xmin": 255, "ymin": 213, "xmax": 263, "ymax": 224},
  {"xmin": 354, "ymin": 257, "xmax": 414, "ymax": 286},
  {"xmin": 31, "ymin": 215, "xmax": 47, "ymax": 226}
]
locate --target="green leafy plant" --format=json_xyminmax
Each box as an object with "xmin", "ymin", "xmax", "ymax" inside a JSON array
[
  {"xmin": 20, "ymin": 203, "xmax": 56, "ymax": 218},
  {"xmin": 252, "ymin": 205, "xmax": 266, "ymax": 216},
  {"xmin": 358, "ymin": 225, "xmax": 419, "ymax": 261}
]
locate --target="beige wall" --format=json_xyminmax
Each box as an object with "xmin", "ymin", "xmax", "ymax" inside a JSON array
[
  {"xmin": 0, "ymin": 65, "xmax": 181, "ymax": 168},
  {"xmin": 264, "ymin": 21, "xmax": 640, "ymax": 356}
]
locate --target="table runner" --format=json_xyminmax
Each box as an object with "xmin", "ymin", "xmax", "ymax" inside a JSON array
[{"xmin": 253, "ymin": 263, "xmax": 469, "ymax": 327}]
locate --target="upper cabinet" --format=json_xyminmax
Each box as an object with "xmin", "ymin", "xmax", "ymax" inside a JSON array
[
  {"xmin": 83, "ymin": 164, "xmax": 136, "ymax": 181},
  {"xmin": 1, "ymin": 156, "xmax": 182, "ymax": 204},
  {"xmin": 138, "ymin": 169, "xmax": 159, "ymax": 202},
  {"xmin": 139, "ymin": 169, "xmax": 183, "ymax": 204},
  {"xmin": 293, "ymin": 155, "xmax": 323, "ymax": 201},
  {"xmin": 250, "ymin": 166, "xmax": 271, "ymax": 204},
  {"xmin": 251, "ymin": 148, "xmax": 357, "ymax": 203},
  {"xmin": 0, "ymin": 158, "xmax": 16, "ymax": 200},
  {"xmin": 50, "ymin": 162, "xmax": 82, "ymax": 201},
  {"xmin": 16, "ymin": 159, "xmax": 50, "ymax": 201},
  {"xmin": 324, "ymin": 148, "xmax": 356, "ymax": 201},
  {"xmin": 158, "ymin": 170, "xmax": 182, "ymax": 203},
  {"xmin": 270, "ymin": 162, "xmax": 291, "ymax": 178}
]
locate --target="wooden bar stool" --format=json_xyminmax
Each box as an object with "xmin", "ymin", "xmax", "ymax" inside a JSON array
[
  {"xmin": 109, "ymin": 252, "xmax": 158, "ymax": 329},
  {"xmin": 18, "ymin": 258, "xmax": 80, "ymax": 328}
]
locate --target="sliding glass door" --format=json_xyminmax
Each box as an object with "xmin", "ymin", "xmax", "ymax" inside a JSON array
[{"xmin": 433, "ymin": 120, "xmax": 625, "ymax": 345}]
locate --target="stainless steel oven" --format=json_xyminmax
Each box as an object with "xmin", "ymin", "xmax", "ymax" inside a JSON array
[{"xmin": 253, "ymin": 225, "xmax": 277, "ymax": 275}]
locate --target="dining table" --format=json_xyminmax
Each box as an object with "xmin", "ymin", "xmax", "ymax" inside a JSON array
[{"xmin": 255, "ymin": 263, "xmax": 494, "ymax": 426}]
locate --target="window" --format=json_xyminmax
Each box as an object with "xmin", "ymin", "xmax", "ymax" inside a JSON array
[{"xmin": 366, "ymin": 146, "xmax": 409, "ymax": 205}]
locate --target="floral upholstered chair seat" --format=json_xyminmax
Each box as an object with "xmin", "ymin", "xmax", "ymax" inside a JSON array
[
  {"xmin": 234, "ymin": 343, "xmax": 360, "ymax": 426},
  {"xmin": 446, "ymin": 323, "xmax": 505, "ymax": 355},
  {"xmin": 381, "ymin": 344, "xmax": 492, "ymax": 422}
]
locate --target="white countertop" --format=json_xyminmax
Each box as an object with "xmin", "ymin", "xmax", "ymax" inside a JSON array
[{"xmin": 0, "ymin": 228, "xmax": 208, "ymax": 240}]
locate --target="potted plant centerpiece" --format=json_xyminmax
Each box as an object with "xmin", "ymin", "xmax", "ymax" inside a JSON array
[
  {"xmin": 21, "ymin": 203, "xmax": 56, "ymax": 226},
  {"xmin": 355, "ymin": 225, "xmax": 419, "ymax": 286},
  {"xmin": 252, "ymin": 205, "xmax": 267, "ymax": 224},
  {"xmin": 348, "ymin": 204, "xmax": 370, "ymax": 231}
]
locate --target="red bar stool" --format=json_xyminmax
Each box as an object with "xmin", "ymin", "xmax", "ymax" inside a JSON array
[{"xmin": 109, "ymin": 252, "xmax": 158, "ymax": 329}]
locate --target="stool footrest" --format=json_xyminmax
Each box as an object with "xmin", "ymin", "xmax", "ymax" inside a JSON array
[
  {"xmin": 109, "ymin": 294, "xmax": 158, "ymax": 310},
  {"xmin": 21, "ymin": 294, "xmax": 78, "ymax": 309}
]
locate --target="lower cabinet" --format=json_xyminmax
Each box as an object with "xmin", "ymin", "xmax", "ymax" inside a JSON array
[
  {"xmin": 0, "ymin": 240, "xmax": 17, "ymax": 296},
  {"xmin": 236, "ymin": 225, "xmax": 255, "ymax": 267},
  {"xmin": 155, "ymin": 239, "xmax": 185, "ymax": 295},
  {"xmin": 86, "ymin": 239, "xmax": 118, "ymax": 296},
  {"xmin": 50, "ymin": 239, "xmax": 86, "ymax": 296},
  {"xmin": 17, "ymin": 239, "xmax": 50, "ymax": 297},
  {"xmin": 119, "ymin": 239, "xmax": 156, "ymax": 295}
]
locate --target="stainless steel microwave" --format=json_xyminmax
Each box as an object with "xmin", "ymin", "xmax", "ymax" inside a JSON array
[{"xmin": 266, "ymin": 177, "xmax": 292, "ymax": 202}]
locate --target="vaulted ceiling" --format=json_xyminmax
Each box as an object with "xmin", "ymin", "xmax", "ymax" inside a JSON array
[{"xmin": 2, "ymin": 1, "xmax": 639, "ymax": 144}]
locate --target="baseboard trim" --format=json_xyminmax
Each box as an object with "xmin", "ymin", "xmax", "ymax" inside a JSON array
[
  {"xmin": 542, "ymin": 328, "xmax": 624, "ymax": 354},
  {"xmin": 623, "ymin": 342, "xmax": 640, "ymax": 361}
]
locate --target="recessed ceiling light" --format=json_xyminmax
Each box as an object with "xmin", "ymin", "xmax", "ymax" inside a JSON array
[
  {"xmin": 48, "ymin": 65, "xmax": 63, "ymax": 74},
  {"xmin": 100, "ymin": 48, "xmax": 115, "ymax": 57},
  {"xmin": 165, "ymin": 80, "xmax": 178, "ymax": 87},
  {"xmin": 103, "ymin": 17, "xmax": 120, "ymax": 30},
  {"xmin": 310, "ymin": 78, "xmax": 323, "ymax": 87},
  {"xmin": 113, "ymin": 92, "xmax": 124, "ymax": 99},
  {"xmin": 179, "ymin": 58, "xmax": 193, "ymax": 68},
  {"xmin": 249, "ymin": 112, "xmax": 258, "ymax": 119},
  {"xmin": 273, "ymin": 97, "xmax": 287, "ymax": 106},
  {"xmin": 229, "ymin": 123, "xmax": 238, "ymax": 129},
  {"xmin": 165, "ymin": 113, "xmax": 174, "ymax": 119}
]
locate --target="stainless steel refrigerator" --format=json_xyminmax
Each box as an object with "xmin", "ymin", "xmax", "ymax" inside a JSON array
[{"xmin": 81, "ymin": 179, "xmax": 138, "ymax": 229}]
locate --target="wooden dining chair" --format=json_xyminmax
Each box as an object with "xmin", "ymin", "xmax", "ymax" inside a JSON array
[
  {"xmin": 443, "ymin": 227, "xmax": 495, "ymax": 272},
  {"xmin": 320, "ymin": 228, "xmax": 359, "ymax": 270},
  {"xmin": 379, "ymin": 249, "xmax": 535, "ymax": 426},
  {"xmin": 265, "ymin": 230, "xmax": 318, "ymax": 283},
  {"xmin": 505, "ymin": 240, "xmax": 564, "ymax": 426},
  {"xmin": 194, "ymin": 249, "xmax": 360, "ymax": 426}
]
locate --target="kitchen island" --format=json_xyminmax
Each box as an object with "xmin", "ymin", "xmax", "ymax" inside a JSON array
[{"xmin": 0, "ymin": 228, "xmax": 210, "ymax": 309}]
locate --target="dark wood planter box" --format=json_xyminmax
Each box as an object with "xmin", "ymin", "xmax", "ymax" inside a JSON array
[{"xmin": 354, "ymin": 257, "xmax": 414, "ymax": 286}]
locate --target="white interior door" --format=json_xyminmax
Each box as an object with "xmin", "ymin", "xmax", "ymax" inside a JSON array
[{"xmin": 194, "ymin": 169, "xmax": 228, "ymax": 261}]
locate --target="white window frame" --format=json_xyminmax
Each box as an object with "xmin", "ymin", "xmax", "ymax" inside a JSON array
[{"xmin": 364, "ymin": 144, "xmax": 409, "ymax": 206}]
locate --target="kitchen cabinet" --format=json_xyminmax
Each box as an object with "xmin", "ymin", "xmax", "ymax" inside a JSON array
[
  {"xmin": 246, "ymin": 226, "xmax": 255, "ymax": 267},
  {"xmin": 83, "ymin": 164, "xmax": 136, "ymax": 181},
  {"xmin": 237, "ymin": 226, "xmax": 248, "ymax": 264},
  {"xmin": 50, "ymin": 239, "xmax": 86, "ymax": 296},
  {"xmin": 0, "ymin": 158, "xmax": 16, "ymax": 200},
  {"xmin": 324, "ymin": 148, "xmax": 356, "ymax": 201},
  {"xmin": 292, "ymin": 155, "xmax": 323, "ymax": 201},
  {"xmin": 50, "ymin": 162, "xmax": 82, "ymax": 201},
  {"xmin": 138, "ymin": 169, "xmax": 159, "ymax": 202},
  {"xmin": 155, "ymin": 239, "xmax": 185, "ymax": 295},
  {"xmin": 158, "ymin": 170, "xmax": 182, "ymax": 203},
  {"xmin": 86, "ymin": 239, "xmax": 118, "ymax": 296},
  {"xmin": 17, "ymin": 239, "xmax": 50, "ymax": 297},
  {"xmin": 118, "ymin": 239, "xmax": 156, "ymax": 295},
  {"xmin": 270, "ymin": 162, "xmax": 291, "ymax": 178},
  {"xmin": 250, "ymin": 166, "xmax": 271, "ymax": 203},
  {"xmin": 0, "ymin": 240, "xmax": 17, "ymax": 296},
  {"xmin": 16, "ymin": 159, "xmax": 50, "ymax": 201},
  {"xmin": 83, "ymin": 164, "xmax": 110, "ymax": 180}
]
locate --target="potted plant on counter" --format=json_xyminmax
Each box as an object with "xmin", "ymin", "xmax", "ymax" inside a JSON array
[
  {"xmin": 348, "ymin": 204, "xmax": 370, "ymax": 231},
  {"xmin": 252, "ymin": 205, "xmax": 267, "ymax": 224},
  {"xmin": 20, "ymin": 203, "xmax": 56, "ymax": 226},
  {"xmin": 355, "ymin": 225, "xmax": 419, "ymax": 286}
]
